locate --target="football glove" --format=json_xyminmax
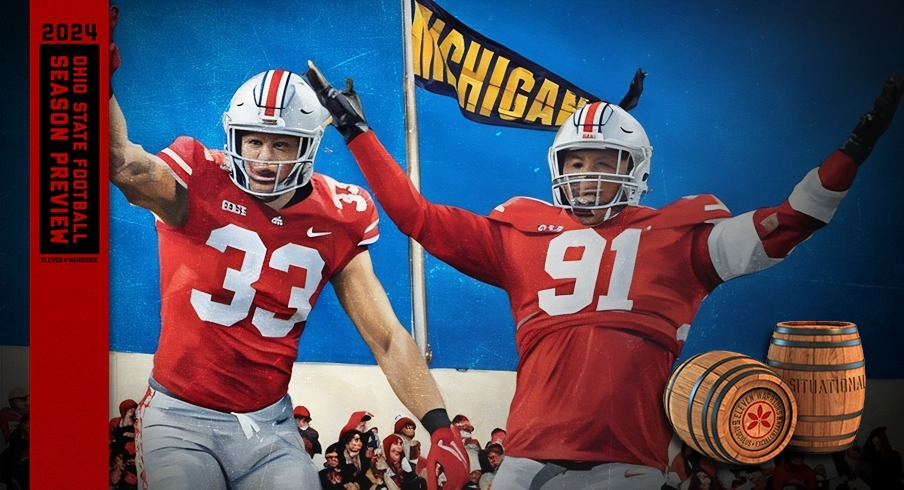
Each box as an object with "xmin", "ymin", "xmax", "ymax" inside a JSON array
[
  {"xmin": 305, "ymin": 60, "xmax": 370, "ymax": 144},
  {"xmin": 838, "ymin": 73, "xmax": 903, "ymax": 165},
  {"xmin": 421, "ymin": 409, "xmax": 469, "ymax": 490}
]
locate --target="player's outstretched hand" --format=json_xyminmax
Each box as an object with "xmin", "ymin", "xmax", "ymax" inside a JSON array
[
  {"xmin": 110, "ymin": 5, "xmax": 121, "ymax": 76},
  {"xmin": 425, "ymin": 425, "xmax": 470, "ymax": 490},
  {"xmin": 839, "ymin": 73, "xmax": 903, "ymax": 165},
  {"xmin": 305, "ymin": 60, "xmax": 370, "ymax": 144}
]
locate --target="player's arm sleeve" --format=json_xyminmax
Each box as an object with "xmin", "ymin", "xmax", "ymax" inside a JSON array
[
  {"xmin": 707, "ymin": 151, "xmax": 853, "ymax": 282},
  {"xmin": 109, "ymin": 95, "xmax": 187, "ymax": 226},
  {"xmin": 346, "ymin": 132, "xmax": 507, "ymax": 286}
]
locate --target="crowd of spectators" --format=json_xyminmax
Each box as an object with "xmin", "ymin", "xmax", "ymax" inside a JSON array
[
  {"xmin": 0, "ymin": 384, "xmax": 897, "ymax": 489},
  {"xmin": 0, "ymin": 383, "xmax": 895, "ymax": 490},
  {"xmin": 104, "ymin": 399, "xmax": 514, "ymax": 490},
  {"xmin": 663, "ymin": 426, "xmax": 904, "ymax": 490},
  {"xmin": 97, "ymin": 391, "xmax": 904, "ymax": 489}
]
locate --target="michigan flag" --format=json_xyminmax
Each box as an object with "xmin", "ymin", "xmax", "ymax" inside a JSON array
[{"xmin": 409, "ymin": 0, "xmax": 644, "ymax": 130}]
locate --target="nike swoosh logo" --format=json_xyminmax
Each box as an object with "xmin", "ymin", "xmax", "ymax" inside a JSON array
[
  {"xmin": 306, "ymin": 227, "xmax": 331, "ymax": 238},
  {"xmin": 624, "ymin": 470, "xmax": 647, "ymax": 478}
]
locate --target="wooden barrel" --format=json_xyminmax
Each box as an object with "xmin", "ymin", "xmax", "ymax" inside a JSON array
[
  {"xmin": 664, "ymin": 350, "xmax": 797, "ymax": 465},
  {"xmin": 767, "ymin": 321, "xmax": 866, "ymax": 453}
]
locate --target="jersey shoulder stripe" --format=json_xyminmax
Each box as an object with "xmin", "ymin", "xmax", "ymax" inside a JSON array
[
  {"xmin": 157, "ymin": 136, "xmax": 225, "ymax": 189},
  {"xmin": 640, "ymin": 194, "xmax": 732, "ymax": 228}
]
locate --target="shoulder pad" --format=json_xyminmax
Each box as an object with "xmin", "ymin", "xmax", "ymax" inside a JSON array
[
  {"xmin": 314, "ymin": 174, "xmax": 379, "ymax": 246},
  {"xmin": 157, "ymin": 136, "xmax": 221, "ymax": 187},
  {"xmin": 655, "ymin": 194, "xmax": 732, "ymax": 227},
  {"xmin": 487, "ymin": 196, "xmax": 581, "ymax": 233}
]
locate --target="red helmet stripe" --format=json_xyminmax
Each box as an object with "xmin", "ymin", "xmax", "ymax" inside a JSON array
[
  {"xmin": 262, "ymin": 69, "xmax": 290, "ymax": 118},
  {"xmin": 582, "ymin": 101, "xmax": 601, "ymax": 133}
]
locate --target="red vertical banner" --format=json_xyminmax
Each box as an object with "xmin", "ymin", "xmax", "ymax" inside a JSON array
[{"xmin": 29, "ymin": 0, "xmax": 109, "ymax": 487}]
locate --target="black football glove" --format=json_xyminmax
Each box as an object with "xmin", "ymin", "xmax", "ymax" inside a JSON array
[
  {"xmin": 305, "ymin": 60, "xmax": 370, "ymax": 144},
  {"xmin": 838, "ymin": 73, "xmax": 903, "ymax": 165}
]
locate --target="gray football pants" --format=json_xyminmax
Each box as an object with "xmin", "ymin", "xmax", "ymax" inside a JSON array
[
  {"xmin": 135, "ymin": 382, "xmax": 320, "ymax": 489},
  {"xmin": 492, "ymin": 456, "xmax": 667, "ymax": 489}
]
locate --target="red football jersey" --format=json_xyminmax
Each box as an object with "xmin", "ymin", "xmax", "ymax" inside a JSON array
[
  {"xmin": 151, "ymin": 136, "xmax": 379, "ymax": 413},
  {"xmin": 349, "ymin": 132, "xmax": 732, "ymax": 469}
]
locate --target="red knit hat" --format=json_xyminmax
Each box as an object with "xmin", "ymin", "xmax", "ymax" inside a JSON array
[
  {"xmin": 339, "ymin": 410, "xmax": 373, "ymax": 441},
  {"xmin": 293, "ymin": 406, "xmax": 311, "ymax": 420},
  {"xmin": 382, "ymin": 433, "xmax": 404, "ymax": 459},
  {"xmin": 119, "ymin": 399, "xmax": 138, "ymax": 417},
  {"xmin": 394, "ymin": 416, "xmax": 416, "ymax": 434}
]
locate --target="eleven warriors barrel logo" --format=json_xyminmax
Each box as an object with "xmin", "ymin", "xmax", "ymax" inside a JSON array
[{"xmin": 730, "ymin": 388, "xmax": 786, "ymax": 449}]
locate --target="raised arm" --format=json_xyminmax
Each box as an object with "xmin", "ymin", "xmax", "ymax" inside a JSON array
[
  {"xmin": 707, "ymin": 74, "xmax": 903, "ymax": 282},
  {"xmin": 109, "ymin": 96, "xmax": 187, "ymax": 225},
  {"xmin": 330, "ymin": 251, "xmax": 469, "ymax": 489},
  {"xmin": 305, "ymin": 61, "xmax": 506, "ymax": 287},
  {"xmin": 108, "ymin": 6, "xmax": 186, "ymax": 226}
]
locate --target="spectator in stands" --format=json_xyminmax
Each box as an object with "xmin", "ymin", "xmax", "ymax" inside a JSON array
[
  {"xmin": 293, "ymin": 405, "xmax": 322, "ymax": 459},
  {"xmin": 369, "ymin": 434, "xmax": 425, "ymax": 490},
  {"xmin": 669, "ymin": 441, "xmax": 717, "ymax": 488},
  {"xmin": 319, "ymin": 442, "xmax": 359, "ymax": 490},
  {"xmin": 338, "ymin": 429, "xmax": 372, "ymax": 488},
  {"xmin": 0, "ymin": 387, "xmax": 28, "ymax": 446},
  {"xmin": 453, "ymin": 415, "xmax": 480, "ymax": 450},
  {"xmin": 389, "ymin": 433, "xmax": 426, "ymax": 489},
  {"xmin": 487, "ymin": 428, "xmax": 506, "ymax": 448},
  {"xmin": 110, "ymin": 399, "xmax": 137, "ymax": 454},
  {"xmin": 109, "ymin": 448, "xmax": 138, "ymax": 490},
  {"xmin": 464, "ymin": 468, "xmax": 482, "ymax": 490},
  {"xmin": 771, "ymin": 450, "xmax": 818, "ymax": 490},
  {"xmin": 685, "ymin": 469, "xmax": 714, "ymax": 490},
  {"xmin": 342, "ymin": 411, "xmax": 380, "ymax": 459},
  {"xmin": 861, "ymin": 426, "xmax": 904, "ymax": 490},
  {"xmin": 832, "ymin": 440, "xmax": 870, "ymax": 489},
  {"xmin": 716, "ymin": 463, "xmax": 767, "ymax": 490},
  {"xmin": 0, "ymin": 413, "xmax": 29, "ymax": 489},
  {"xmin": 479, "ymin": 442, "xmax": 504, "ymax": 489},
  {"xmin": 393, "ymin": 416, "xmax": 421, "ymax": 469},
  {"xmin": 479, "ymin": 428, "xmax": 508, "ymax": 474}
]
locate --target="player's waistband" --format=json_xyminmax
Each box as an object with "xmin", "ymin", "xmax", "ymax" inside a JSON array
[
  {"xmin": 147, "ymin": 377, "xmax": 291, "ymax": 417},
  {"xmin": 537, "ymin": 460, "xmax": 613, "ymax": 471}
]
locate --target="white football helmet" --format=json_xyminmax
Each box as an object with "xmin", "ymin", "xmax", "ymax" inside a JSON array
[
  {"xmin": 547, "ymin": 101, "xmax": 652, "ymax": 220},
  {"xmin": 222, "ymin": 69, "xmax": 329, "ymax": 197}
]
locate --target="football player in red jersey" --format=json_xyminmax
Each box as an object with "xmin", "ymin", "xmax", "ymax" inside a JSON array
[
  {"xmin": 307, "ymin": 60, "xmax": 902, "ymax": 489},
  {"xmin": 109, "ymin": 36, "xmax": 468, "ymax": 490}
]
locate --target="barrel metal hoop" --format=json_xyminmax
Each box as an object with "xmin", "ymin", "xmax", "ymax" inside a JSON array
[
  {"xmin": 767, "ymin": 360, "xmax": 865, "ymax": 371},
  {"xmin": 798, "ymin": 410, "xmax": 863, "ymax": 422},
  {"xmin": 770, "ymin": 338, "xmax": 861, "ymax": 348},
  {"xmin": 688, "ymin": 355, "xmax": 747, "ymax": 461},
  {"xmin": 665, "ymin": 352, "xmax": 707, "ymax": 421},
  {"xmin": 791, "ymin": 430, "xmax": 859, "ymax": 442},
  {"xmin": 774, "ymin": 326, "xmax": 858, "ymax": 335}
]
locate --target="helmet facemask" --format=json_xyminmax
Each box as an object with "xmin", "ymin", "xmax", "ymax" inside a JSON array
[
  {"xmin": 551, "ymin": 147, "xmax": 645, "ymax": 220},
  {"xmin": 224, "ymin": 127, "xmax": 320, "ymax": 197}
]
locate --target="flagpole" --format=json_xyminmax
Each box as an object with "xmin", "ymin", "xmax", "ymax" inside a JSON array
[{"xmin": 401, "ymin": 0, "xmax": 431, "ymax": 363}]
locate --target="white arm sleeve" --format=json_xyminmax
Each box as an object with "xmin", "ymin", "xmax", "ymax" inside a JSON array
[
  {"xmin": 787, "ymin": 168, "xmax": 848, "ymax": 223},
  {"xmin": 707, "ymin": 212, "xmax": 782, "ymax": 282},
  {"xmin": 708, "ymin": 168, "xmax": 849, "ymax": 282}
]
